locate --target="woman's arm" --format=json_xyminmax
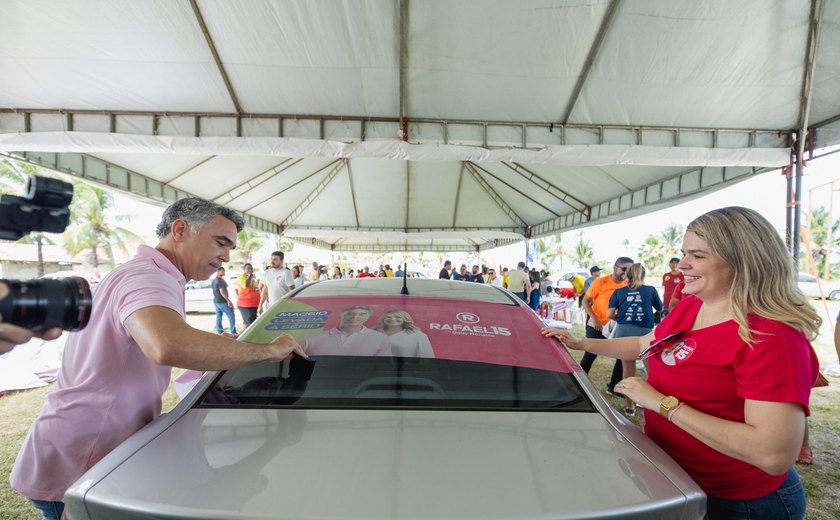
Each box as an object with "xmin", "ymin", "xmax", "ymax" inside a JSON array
[
  {"xmin": 607, "ymin": 306, "xmax": 617, "ymax": 320},
  {"xmin": 542, "ymin": 327, "xmax": 654, "ymax": 361},
  {"xmin": 616, "ymin": 378, "xmax": 803, "ymax": 475}
]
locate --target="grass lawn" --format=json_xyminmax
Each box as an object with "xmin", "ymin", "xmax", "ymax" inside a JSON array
[{"xmin": 1, "ymin": 316, "xmax": 838, "ymax": 519}]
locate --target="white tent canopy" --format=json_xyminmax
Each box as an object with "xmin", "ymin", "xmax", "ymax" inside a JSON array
[{"xmin": 2, "ymin": 0, "xmax": 839, "ymax": 251}]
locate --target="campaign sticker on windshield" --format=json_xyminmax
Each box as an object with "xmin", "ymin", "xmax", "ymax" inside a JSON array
[{"xmin": 240, "ymin": 296, "xmax": 577, "ymax": 373}]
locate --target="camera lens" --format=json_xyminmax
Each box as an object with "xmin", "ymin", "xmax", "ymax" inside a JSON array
[{"xmin": 0, "ymin": 277, "xmax": 92, "ymax": 332}]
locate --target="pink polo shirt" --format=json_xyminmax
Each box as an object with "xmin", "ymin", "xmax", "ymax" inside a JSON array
[{"xmin": 10, "ymin": 245, "xmax": 186, "ymax": 502}]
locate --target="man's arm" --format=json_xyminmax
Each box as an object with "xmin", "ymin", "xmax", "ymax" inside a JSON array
[
  {"xmin": 582, "ymin": 294, "xmax": 601, "ymax": 330},
  {"xmin": 258, "ymin": 280, "xmax": 268, "ymax": 314},
  {"xmin": 668, "ymin": 295, "xmax": 680, "ymax": 312},
  {"xmin": 220, "ymin": 285, "xmax": 233, "ymax": 307},
  {"xmin": 281, "ymin": 269, "xmax": 294, "ymax": 293},
  {"xmin": 124, "ymin": 306, "xmax": 305, "ymax": 370}
]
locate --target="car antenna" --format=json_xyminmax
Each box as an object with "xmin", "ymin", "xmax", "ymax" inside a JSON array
[{"xmin": 400, "ymin": 262, "xmax": 409, "ymax": 295}]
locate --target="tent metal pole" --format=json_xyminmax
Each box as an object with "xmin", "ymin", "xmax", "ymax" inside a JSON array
[
  {"xmin": 793, "ymin": 159, "xmax": 804, "ymax": 265},
  {"xmin": 189, "ymin": 0, "xmax": 242, "ymax": 115},
  {"xmin": 790, "ymin": 0, "xmax": 824, "ymax": 259},
  {"xmin": 786, "ymin": 165, "xmax": 793, "ymax": 252}
]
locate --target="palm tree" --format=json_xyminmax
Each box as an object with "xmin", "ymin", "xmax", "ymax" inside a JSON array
[
  {"xmin": 659, "ymin": 224, "xmax": 684, "ymax": 261},
  {"xmin": 62, "ymin": 180, "xmax": 142, "ymax": 268},
  {"xmin": 571, "ymin": 232, "xmax": 594, "ymax": 269},
  {"xmin": 804, "ymin": 207, "xmax": 840, "ymax": 278},
  {"xmin": 231, "ymin": 228, "xmax": 271, "ymax": 265},
  {"xmin": 637, "ymin": 234, "xmax": 665, "ymax": 271},
  {"xmin": 536, "ymin": 233, "xmax": 566, "ymax": 272}
]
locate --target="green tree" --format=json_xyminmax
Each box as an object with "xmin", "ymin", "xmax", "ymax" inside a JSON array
[
  {"xmin": 571, "ymin": 232, "xmax": 594, "ymax": 269},
  {"xmin": 62, "ymin": 180, "xmax": 142, "ymax": 268},
  {"xmin": 659, "ymin": 223, "xmax": 684, "ymax": 262},
  {"xmin": 231, "ymin": 228, "xmax": 271, "ymax": 265},
  {"xmin": 803, "ymin": 207, "xmax": 840, "ymax": 278},
  {"xmin": 637, "ymin": 234, "xmax": 665, "ymax": 271},
  {"xmin": 535, "ymin": 233, "xmax": 566, "ymax": 272}
]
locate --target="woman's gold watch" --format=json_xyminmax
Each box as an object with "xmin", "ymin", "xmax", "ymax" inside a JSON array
[{"xmin": 659, "ymin": 396, "xmax": 680, "ymax": 418}]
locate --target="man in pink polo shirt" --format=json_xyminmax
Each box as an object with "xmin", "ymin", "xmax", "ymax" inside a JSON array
[{"xmin": 10, "ymin": 198, "xmax": 306, "ymax": 520}]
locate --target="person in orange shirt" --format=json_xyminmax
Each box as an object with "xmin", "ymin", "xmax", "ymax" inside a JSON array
[
  {"xmin": 236, "ymin": 263, "xmax": 261, "ymax": 327},
  {"xmin": 580, "ymin": 256, "xmax": 634, "ymax": 396}
]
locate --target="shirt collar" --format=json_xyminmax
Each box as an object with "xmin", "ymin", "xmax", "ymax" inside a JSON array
[{"xmin": 136, "ymin": 245, "xmax": 186, "ymax": 287}]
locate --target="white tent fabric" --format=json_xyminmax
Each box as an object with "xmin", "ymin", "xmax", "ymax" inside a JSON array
[{"xmin": 1, "ymin": 0, "xmax": 839, "ymax": 251}]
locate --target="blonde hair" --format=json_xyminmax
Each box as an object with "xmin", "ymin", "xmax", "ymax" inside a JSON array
[
  {"xmin": 374, "ymin": 309, "xmax": 419, "ymax": 333},
  {"xmin": 687, "ymin": 206, "xmax": 821, "ymax": 343},
  {"xmin": 627, "ymin": 263, "xmax": 646, "ymax": 290}
]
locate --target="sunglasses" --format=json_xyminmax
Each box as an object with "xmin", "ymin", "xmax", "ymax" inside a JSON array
[{"xmin": 639, "ymin": 330, "xmax": 686, "ymax": 360}]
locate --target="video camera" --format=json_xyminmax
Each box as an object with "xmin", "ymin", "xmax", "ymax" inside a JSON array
[{"xmin": 0, "ymin": 175, "xmax": 92, "ymax": 332}]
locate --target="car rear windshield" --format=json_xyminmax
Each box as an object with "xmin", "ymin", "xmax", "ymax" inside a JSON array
[
  {"xmin": 196, "ymin": 293, "xmax": 592, "ymax": 412},
  {"xmin": 197, "ymin": 356, "xmax": 591, "ymax": 411}
]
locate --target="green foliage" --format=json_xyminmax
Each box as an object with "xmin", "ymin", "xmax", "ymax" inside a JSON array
[
  {"xmin": 637, "ymin": 234, "xmax": 665, "ymax": 271},
  {"xmin": 571, "ymin": 232, "xmax": 594, "ymax": 268},
  {"xmin": 659, "ymin": 223, "xmax": 683, "ymax": 260},
  {"xmin": 63, "ymin": 180, "xmax": 143, "ymax": 268},
  {"xmin": 802, "ymin": 207, "xmax": 840, "ymax": 279},
  {"xmin": 534, "ymin": 233, "xmax": 566, "ymax": 271},
  {"xmin": 634, "ymin": 223, "xmax": 683, "ymax": 273}
]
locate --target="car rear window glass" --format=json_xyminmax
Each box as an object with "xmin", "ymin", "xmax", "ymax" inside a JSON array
[
  {"xmin": 198, "ymin": 356, "xmax": 590, "ymax": 411},
  {"xmin": 196, "ymin": 294, "xmax": 591, "ymax": 412}
]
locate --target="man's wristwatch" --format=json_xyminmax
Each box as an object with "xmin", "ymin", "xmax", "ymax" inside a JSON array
[{"xmin": 659, "ymin": 396, "xmax": 680, "ymax": 418}]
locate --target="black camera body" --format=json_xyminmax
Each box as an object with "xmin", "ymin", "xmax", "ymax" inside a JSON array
[
  {"xmin": 0, "ymin": 174, "xmax": 92, "ymax": 331},
  {"xmin": 0, "ymin": 175, "xmax": 73, "ymax": 241}
]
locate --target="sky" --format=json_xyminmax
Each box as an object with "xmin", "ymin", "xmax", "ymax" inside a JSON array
[{"xmin": 107, "ymin": 148, "xmax": 840, "ymax": 276}]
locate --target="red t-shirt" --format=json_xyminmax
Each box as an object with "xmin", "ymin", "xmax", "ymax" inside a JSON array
[
  {"xmin": 644, "ymin": 295, "xmax": 819, "ymax": 499},
  {"xmin": 661, "ymin": 271, "xmax": 684, "ymax": 307},
  {"xmin": 671, "ymin": 281, "xmax": 683, "ymax": 301}
]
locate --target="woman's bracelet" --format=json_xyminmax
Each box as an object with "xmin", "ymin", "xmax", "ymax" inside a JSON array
[{"xmin": 668, "ymin": 403, "xmax": 685, "ymax": 422}]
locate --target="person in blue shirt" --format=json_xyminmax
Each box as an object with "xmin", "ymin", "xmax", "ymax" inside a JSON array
[
  {"xmin": 607, "ymin": 263, "xmax": 662, "ymax": 416},
  {"xmin": 451, "ymin": 264, "xmax": 472, "ymax": 281}
]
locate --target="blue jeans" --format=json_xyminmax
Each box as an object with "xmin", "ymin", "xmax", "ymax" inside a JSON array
[
  {"xmin": 30, "ymin": 499, "xmax": 64, "ymax": 520},
  {"xmin": 214, "ymin": 302, "xmax": 236, "ymax": 334},
  {"xmin": 706, "ymin": 468, "xmax": 806, "ymax": 520}
]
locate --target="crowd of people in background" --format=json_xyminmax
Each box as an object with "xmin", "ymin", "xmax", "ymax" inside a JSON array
[
  {"xmin": 208, "ymin": 257, "xmax": 418, "ymax": 334},
  {"xmin": 215, "ymin": 253, "xmax": 607, "ymax": 337}
]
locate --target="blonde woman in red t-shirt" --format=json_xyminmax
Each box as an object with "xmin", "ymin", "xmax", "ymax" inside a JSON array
[{"xmin": 543, "ymin": 207, "xmax": 821, "ymax": 519}]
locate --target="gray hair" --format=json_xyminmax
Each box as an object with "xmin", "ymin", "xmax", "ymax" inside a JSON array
[{"xmin": 155, "ymin": 197, "xmax": 244, "ymax": 239}]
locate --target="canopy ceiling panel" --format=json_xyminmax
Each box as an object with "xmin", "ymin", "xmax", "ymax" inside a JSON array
[
  {"xmin": 1, "ymin": 0, "xmax": 230, "ymax": 112},
  {"xmin": 202, "ymin": 0, "xmax": 399, "ymax": 116},
  {"xmin": 2, "ymin": 0, "xmax": 839, "ymax": 252},
  {"xmin": 406, "ymin": 161, "xmax": 465, "ymax": 228},
  {"xmin": 406, "ymin": 0, "xmax": 598, "ymax": 122},
  {"xmin": 578, "ymin": 1, "xmax": 807, "ymax": 128}
]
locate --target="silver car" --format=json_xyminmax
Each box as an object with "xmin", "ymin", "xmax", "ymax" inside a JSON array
[
  {"xmin": 65, "ymin": 278, "xmax": 704, "ymax": 519},
  {"xmin": 797, "ymin": 272, "xmax": 840, "ymax": 300}
]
